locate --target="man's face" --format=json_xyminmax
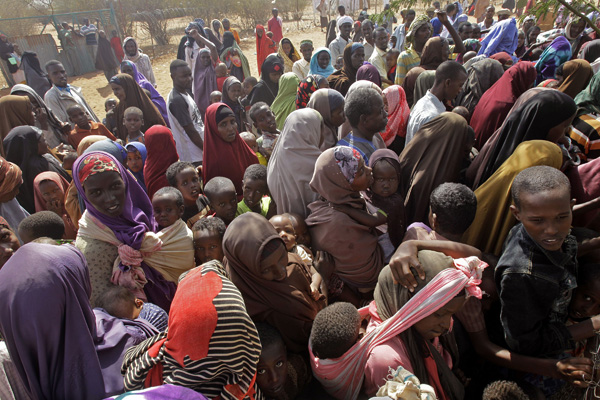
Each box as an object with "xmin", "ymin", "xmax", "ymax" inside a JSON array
[
  {"xmin": 340, "ymin": 22, "xmax": 353, "ymax": 38},
  {"xmin": 375, "ymin": 30, "xmax": 388, "ymax": 50},
  {"xmin": 362, "ymin": 23, "xmax": 373, "ymax": 41},
  {"xmin": 172, "ymin": 66, "xmax": 192, "ymax": 90},
  {"xmin": 459, "ymin": 25, "xmax": 473, "ymax": 40},
  {"xmin": 486, "ymin": 7, "xmax": 495, "ymax": 19},
  {"xmin": 125, "ymin": 40, "xmax": 137, "ymax": 57},
  {"xmin": 47, "ymin": 63, "xmax": 68, "ymax": 87}
]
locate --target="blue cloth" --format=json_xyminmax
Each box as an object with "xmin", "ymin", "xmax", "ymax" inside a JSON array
[
  {"xmin": 125, "ymin": 142, "xmax": 147, "ymax": 192},
  {"xmin": 478, "ymin": 18, "xmax": 519, "ymax": 58},
  {"xmin": 309, "ymin": 47, "xmax": 335, "ymax": 78},
  {"xmin": 431, "ymin": 17, "xmax": 443, "ymax": 37},
  {"xmin": 535, "ymin": 36, "xmax": 572, "ymax": 85},
  {"xmin": 139, "ymin": 302, "xmax": 169, "ymax": 332}
]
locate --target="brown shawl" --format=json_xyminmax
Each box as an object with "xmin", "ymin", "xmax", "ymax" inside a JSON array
[
  {"xmin": 305, "ymin": 147, "xmax": 384, "ymax": 290},
  {"xmin": 455, "ymin": 58, "xmax": 505, "ymax": 115},
  {"xmin": 223, "ymin": 212, "xmax": 324, "ymax": 353},
  {"xmin": 0, "ymin": 95, "xmax": 34, "ymax": 157},
  {"xmin": 398, "ymin": 112, "xmax": 471, "ymax": 226},
  {"xmin": 557, "ymin": 59, "xmax": 594, "ymax": 99},
  {"xmin": 419, "ymin": 37, "xmax": 447, "ymax": 70},
  {"xmin": 327, "ymin": 43, "xmax": 361, "ymax": 97}
]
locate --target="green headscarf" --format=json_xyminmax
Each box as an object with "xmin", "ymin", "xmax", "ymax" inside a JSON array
[
  {"xmin": 405, "ymin": 15, "xmax": 433, "ymax": 49},
  {"xmin": 574, "ymin": 70, "xmax": 600, "ymax": 117},
  {"xmin": 272, "ymin": 72, "xmax": 301, "ymax": 129}
]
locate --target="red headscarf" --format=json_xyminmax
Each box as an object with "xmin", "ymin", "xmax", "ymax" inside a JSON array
[
  {"xmin": 32, "ymin": 171, "xmax": 78, "ymax": 239},
  {"xmin": 382, "ymin": 85, "xmax": 410, "ymax": 145},
  {"xmin": 202, "ymin": 103, "xmax": 259, "ymax": 198},
  {"xmin": 256, "ymin": 25, "xmax": 275, "ymax": 76},
  {"xmin": 143, "ymin": 125, "xmax": 179, "ymax": 198}
]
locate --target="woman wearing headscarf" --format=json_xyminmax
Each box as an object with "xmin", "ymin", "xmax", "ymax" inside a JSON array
[
  {"xmin": 382, "ymin": 85, "xmax": 410, "ymax": 152},
  {"xmin": 120, "ymin": 60, "xmax": 170, "ymax": 127},
  {"xmin": 271, "ymin": 72, "xmax": 301, "ymax": 129},
  {"xmin": 19, "ymin": 51, "xmax": 51, "ymax": 98},
  {"xmin": 307, "ymin": 88, "xmax": 346, "ymax": 149},
  {"xmin": 95, "ymin": 30, "xmax": 119, "ymax": 82},
  {"xmin": 535, "ymin": 35, "xmax": 572, "ymax": 85},
  {"xmin": 223, "ymin": 213, "xmax": 324, "ymax": 352},
  {"xmin": 109, "ymin": 74, "xmax": 166, "ymax": 141},
  {"xmin": 193, "ymin": 43, "xmax": 219, "ymax": 121},
  {"xmin": 122, "ymin": 37, "xmax": 156, "ymax": 87},
  {"xmin": 211, "ymin": 19, "xmax": 223, "ymax": 42},
  {"xmin": 222, "ymin": 76, "xmax": 249, "ymax": 132},
  {"xmin": 220, "ymin": 31, "xmax": 251, "ymax": 82},
  {"xmin": 556, "ymin": 59, "xmax": 594, "ymax": 99},
  {"xmin": 256, "ymin": 24, "xmax": 277, "ymax": 75},
  {"xmin": 309, "ymin": 47, "xmax": 335, "ymax": 79},
  {"xmin": 470, "ymin": 62, "xmax": 537, "ymax": 149},
  {"xmin": 455, "ymin": 58, "xmax": 505, "ymax": 115},
  {"xmin": 514, "ymin": 30, "xmax": 527, "ymax": 58},
  {"xmin": 463, "ymin": 141, "xmax": 563, "ymax": 255},
  {"xmin": 0, "ymin": 157, "xmax": 28, "ymax": 242},
  {"xmin": 247, "ymin": 54, "xmax": 284, "ymax": 106},
  {"xmin": 122, "ymin": 261, "xmax": 263, "ymax": 398},
  {"xmin": 3, "ymin": 126, "xmax": 69, "ymax": 214},
  {"xmin": 10, "ymin": 83, "xmax": 70, "ymax": 149},
  {"xmin": 356, "ymin": 63, "xmax": 382, "ymax": 87},
  {"xmin": 0, "ymin": 95, "xmax": 34, "ymax": 143},
  {"xmin": 565, "ymin": 15, "xmax": 592, "ymax": 59},
  {"xmin": 419, "ymin": 36, "xmax": 450, "ymax": 70},
  {"xmin": 296, "ymin": 74, "xmax": 329, "ymax": 109},
  {"xmin": 202, "ymin": 103, "xmax": 259, "ymax": 197},
  {"xmin": 278, "ymin": 38, "xmax": 301, "ymax": 73},
  {"xmin": 144, "ymin": 125, "xmax": 179, "ymax": 199},
  {"xmin": 489, "ymin": 51, "xmax": 514, "ymax": 69},
  {"xmin": 33, "ymin": 171, "xmax": 77, "ymax": 239},
  {"xmin": 399, "ymin": 113, "xmax": 472, "ymax": 226},
  {"xmin": 267, "ymin": 108, "xmax": 328, "ymax": 217},
  {"xmin": 327, "ymin": 43, "xmax": 365, "ymax": 96}
]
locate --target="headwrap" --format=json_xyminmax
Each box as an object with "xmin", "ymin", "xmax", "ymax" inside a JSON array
[
  {"xmin": 307, "ymin": 88, "xmax": 345, "ymax": 149},
  {"xmin": 333, "ymin": 146, "xmax": 361, "ymax": 183},
  {"xmin": 0, "ymin": 95, "xmax": 34, "ymax": 141},
  {"xmin": 300, "ymin": 39, "xmax": 313, "ymax": 46},
  {"xmin": 125, "ymin": 142, "xmax": 147, "ymax": 192},
  {"xmin": 84, "ymin": 138, "xmax": 127, "ymax": 163},
  {"xmin": 382, "ymin": 85, "xmax": 410, "ymax": 145},
  {"xmin": 248, "ymin": 54, "xmax": 284, "ymax": 106},
  {"xmin": 309, "ymin": 47, "xmax": 335, "ymax": 78},
  {"xmin": 556, "ymin": 59, "xmax": 594, "ymax": 99},
  {"xmin": 420, "ymin": 37, "xmax": 448, "ymax": 70},
  {"xmin": 219, "ymin": 32, "xmax": 251, "ymax": 81},
  {"xmin": 120, "ymin": 61, "xmax": 170, "ymax": 127},
  {"xmin": 356, "ymin": 63, "xmax": 382, "ymax": 87},
  {"xmin": 278, "ymin": 37, "xmax": 301, "ymax": 73},
  {"xmin": 32, "ymin": 171, "xmax": 70, "ymax": 212},
  {"xmin": 272, "ymin": 72, "xmax": 301, "ymax": 129},
  {"xmin": 535, "ymin": 35, "xmax": 572, "ymax": 85},
  {"xmin": 296, "ymin": 74, "xmax": 322, "ymax": 109},
  {"xmin": 193, "ymin": 48, "xmax": 218, "ymax": 120},
  {"xmin": 77, "ymin": 153, "xmax": 120, "ymax": 184},
  {"xmin": 489, "ymin": 51, "xmax": 513, "ymax": 67},
  {"xmin": 327, "ymin": 43, "xmax": 364, "ymax": 96},
  {"xmin": 337, "ymin": 16, "xmax": 353, "ymax": 28},
  {"xmin": 405, "ymin": 15, "xmax": 433, "ymax": 48},
  {"xmin": 0, "ymin": 157, "xmax": 22, "ymax": 198},
  {"xmin": 221, "ymin": 76, "xmax": 246, "ymax": 131},
  {"xmin": 143, "ymin": 126, "xmax": 179, "ymax": 199},
  {"xmin": 255, "ymin": 24, "xmax": 274, "ymax": 76}
]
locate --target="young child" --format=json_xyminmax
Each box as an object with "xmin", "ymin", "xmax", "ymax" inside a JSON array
[
  {"xmin": 237, "ymin": 164, "xmax": 275, "ymax": 218},
  {"xmin": 66, "ymin": 104, "xmax": 116, "ymax": 149},
  {"xmin": 95, "ymin": 285, "xmax": 169, "ymax": 332},
  {"xmin": 255, "ymin": 322, "xmax": 311, "ymax": 400},
  {"xmin": 386, "ymin": 49, "xmax": 400, "ymax": 83},
  {"xmin": 125, "ymin": 143, "xmax": 147, "ymax": 191},
  {"xmin": 452, "ymin": 105, "xmax": 471, "ymax": 123},
  {"xmin": 240, "ymin": 131, "xmax": 267, "ymax": 166},
  {"xmin": 62, "ymin": 151, "xmax": 77, "ymax": 172},
  {"xmin": 334, "ymin": 55, "xmax": 344, "ymax": 71},
  {"xmin": 165, "ymin": 161, "xmax": 208, "ymax": 225},
  {"xmin": 215, "ymin": 62, "xmax": 229, "ymax": 91},
  {"xmin": 403, "ymin": 182, "xmax": 477, "ymax": 243},
  {"xmin": 191, "ymin": 217, "xmax": 226, "ymax": 265},
  {"xmin": 203, "ymin": 176, "xmax": 238, "ymax": 225},
  {"xmin": 243, "ymin": 76, "xmax": 258, "ymax": 97},
  {"xmin": 123, "ymin": 106, "xmax": 145, "ymax": 144},
  {"xmin": 286, "ymin": 212, "xmax": 312, "ymax": 249},
  {"xmin": 151, "ymin": 186, "xmax": 185, "ymax": 230},
  {"xmin": 309, "ymin": 302, "xmax": 363, "ymax": 359},
  {"xmin": 18, "ymin": 211, "xmax": 65, "ymax": 244},
  {"xmin": 249, "ymin": 102, "xmax": 280, "ymax": 159},
  {"xmin": 210, "ymin": 90, "xmax": 222, "ymax": 104},
  {"xmin": 103, "ymin": 98, "xmax": 118, "ymax": 134}
]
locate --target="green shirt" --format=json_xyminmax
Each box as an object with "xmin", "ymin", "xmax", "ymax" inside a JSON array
[{"xmin": 236, "ymin": 196, "xmax": 271, "ymax": 217}]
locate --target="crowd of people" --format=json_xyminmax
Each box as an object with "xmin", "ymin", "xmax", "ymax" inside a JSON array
[{"xmin": 3, "ymin": 3, "xmax": 600, "ymax": 400}]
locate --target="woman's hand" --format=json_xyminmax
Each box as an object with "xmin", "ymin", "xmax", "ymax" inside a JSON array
[
  {"xmin": 388, "ymin": 241, "xmax": 425, "ymax": 291},
  {"xmin": 46, "ymin": 199, "xmax": 64, "ymax": 215}
]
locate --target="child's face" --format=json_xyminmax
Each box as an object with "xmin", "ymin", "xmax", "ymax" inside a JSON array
[
  {"xmin": 371, "ymin": 160, "xmax": 398, "ymax": 197},
  {"xmin": 414, "ymin": 296, "xmax": 466, "ymax": 340},
  {"xmin": 126, "ymin": 150, "xmax": 143, "ymax": 173},
  {"xmin": 269, "ymin": 215, "xmax": 296, "ymax": 251},
  {"xmin": 217, "ymin": 116, "xmax": 238, "ymax": 142},
  {"xmin": 62, "ymin": 153, "xmax": 77, "ymax": 170},
  {"xmin": 254, "ymin": 107, "xmax": 277, "ymax": 133},
  {"xmin": 242, "ymin": 178, "xmax": 267, "ymax": 210},
  {"xmin": 510, "ymin": 188, "xmax": 574, "ymax": 252},
  {"xmin": 350, "ymin": 158, "xmax": 373, "ymax": 192},
  {"xmin": 256, "ymin": 341, "xmax": 288, "ymax": 399},
  {"xmin": 243, "ymin": 81, "xmax": 254, "ymax": 96},
  {"xmin": 241, "ymin": 135, "xmax": 258, "ymax": 152},
  {"xmin": 175, "ymin": 167, "xmax": 201, "ymax": 207},
  {"xmin": 105, "ymin": 100, "xmax": 117, "ymax": 112},
  {"xmin": 39, "ymin": 180, "xmax": 64, "ymax": 208},
  {"xmin": 209, "ymin": 189, "xmax": 238, "ymax": 225},
  {"xmin": 227, "ymin": 82, "xmax": 243, "ymax": 102},
  {"xmin": 289, "ymin": 216, "xmax": 311, "ymax": 247},
  {"xmin": 386, "ymin": 52, "xmax": 398, "ymax": 70},
  {"xmin": 124, "ymin": 113, "xmax": 143, "ymax": 134},
  {"xmin": 335, "ymin": 55, "xmax": 344, "ymax": 70},
  {"xmin": 260, "ymin": 242, "xmax": 288, "ymax": 281},
  {"xmin": 152, "ymin": 193, "xmax": 184, "ymax": 229},
  {"xmin": 193, "ymin": 228, "xmax": 224, "ymax": 264},
  {"xmin": 216, "ymin": 64, "xmax": 228, "ymax": 77},
  {"xmin": 68, "ymin": 107, "xmax": 90, "ymax": 129},
  {"xmin": 569, "ymin": 279, "xmax": 600, "ymax": 320},
  {"xmin": 210, "ymin": 93, "xmax": 222, "ymax": 104}
]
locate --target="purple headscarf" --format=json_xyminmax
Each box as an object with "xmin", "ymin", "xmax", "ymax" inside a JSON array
[
  {"xmin": 120, "ymin": 60, "xmax": 171, "ymax": 128},
  {"xmin": 356, "ymin": 62, "xmax": 382, "ymax": 87},
  {"xmin": 0, "ymin": 243, "xmax": 106, "ymax": 399},
  {"xmin": 193, "ymin": 48, "xmax": 218, "ymax": 120}
]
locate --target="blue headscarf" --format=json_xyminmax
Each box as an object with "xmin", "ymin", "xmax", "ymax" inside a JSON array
[
  {"xmin": 309, "ymin": 47, "xmax": 335, "ymax": 78},
  {"xmin": 535, "ymin": 36, "xmax": 572, "ymax": 85},
  {"xmin": 478, "ymin": 18, "xmax": 519, "ymax": 59},
  {"xmin": 84, "ymin": 139, "xmax": 127, "ymax": 163},
  {"xmin": 126, "ymin": 142, "xmax": 147, "ymax": 192}
]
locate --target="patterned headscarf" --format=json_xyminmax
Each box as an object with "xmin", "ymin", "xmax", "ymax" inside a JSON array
[
  {"xmin": 0, "ymin": 157, "xmax": 22, "ymax": 198},
  {"xmin": 296, "ymin": 74, "xmax": 324, "ymax": 109},
  {"xmin": 77, "ymin": 153, "xmax": 119, "ymax": 184},
  {"xmin": 405, "ymin": 15, "xmax": 432, "ymax": 48},
  {"xmin": 333, "ymin": 146, "xmax": 361, "ymax": 184},
  {"xmin": 535, "ymin": 36, "xmax": 572, "ymax": 85}
]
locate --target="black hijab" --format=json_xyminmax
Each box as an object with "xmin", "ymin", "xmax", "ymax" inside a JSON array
[{"xmin": 248, "ymin": 54, "xmax": 284, "ymax": 106}]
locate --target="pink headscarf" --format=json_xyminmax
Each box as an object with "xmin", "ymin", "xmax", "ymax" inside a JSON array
[{"xmin": 381, "ymin": 85, "xmax": 410, "ymax": 146}]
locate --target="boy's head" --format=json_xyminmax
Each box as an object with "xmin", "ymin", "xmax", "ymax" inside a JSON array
[
  {"xmin": 335, "ymin": 55, "xmax": 344, "ymax": 70},
  {"xmin": 67, "ymin": 104, "xmax": 90, "ymax": 130},
  {"xmin": 96, "ymin": 285, "xmax": 143, "ymax": 320},
  {"xmin": 452, "ymin": 106, "xmax": 470, "ymax": 123},
  {"xmin": 166, "ymin": 161, "xmax": 201, "ymax": 207},
  {"xmin": 210, "ymin": 90, "xmax": 222, "ymax": 104},
  {"xmin": 569, "ymin": 262, "xmax": 600, "ymax": 321},
  {"xmin": 123, "ymin": 106, "xmax": 144, "ymax": 135},
  {"xmin": 269, "ymin": 214, "xmax": 296, "ymax": 251},
  {"xmin": 45, "ymin": 60, "xmax": 68, "ymax": 88},
  {"xmin": 510, "ymin": 166, "xmax": 574, "ymax": 252},
  {"xmin": 192, "ymin": 217, "xmax": 226, "ymax": 264},
  {"xmin": 240, "ymin": 132, "xmax": 258, "ymax": 153},
  {"xmin": 462, "ymin": 51, "xmax": 477, "ymax": 64},
  {"xmin": 310, "ymin": 302, "xmax": 361, "ymax": 359},
  {"xmin": 266, "ymin": 31, "xmax": 273, "ymax": 39},
  {"xmin": 62, "ymin": 151, "xmax": 77, "ymax": 170},
  {"xmin": 204, "ymin": 177, "xmax": 237, "ymax": 225},
  {"xmin": 18, "ymin": 211, "xmax": 65, "ymax": 244},
  {"xmin": 105, "ymin": 98, "xmax": 117, "ymax": 112},
  {"xmin": 285, "ymin": 213, "xmax": 311, "ymax": 247},
  {"xmin": 215, "ymin": 63, "xmax": 228, "ymax": 78},
  {"xmin": 242, "ymin": 164, "xmax": 268, "ymax": 211},
  {"xmin": 300, "ymin": 40, "xmax": 313, "ymax": 62},
  {"xmin": 433, "ymin": 61, "xmax": 468, "ymax": 102},
  {"xmin": 255, "ymin": 322, "xmax": 288, "ymax": 399},
  {"xmin": 249, "ymin": 102, "xmax": 277, "ymax": 133},
  {"xmin": 482, "ymin": 380, "xmax": 530, "ymax": 400},
  {"xmin": 386, "ymin": 49, "xmax": 400, "ymax": 71},
  {"xmin": 243, "ymin": 76, "xmax": 258, "ymax": 96},
  {"xmin": 429, "ymin": 183, "xmax": 477, "ymax": 240},
  {"xmin": 152, "ymin": 187, "xmax": 185, "ymax": 229}
]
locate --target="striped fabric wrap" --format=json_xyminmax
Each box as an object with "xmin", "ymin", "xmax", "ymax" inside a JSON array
[
  {"xmin": 310, "ymin": 256, "xmax": 486, "ymax": 400},
  {"xmin": 122, "ymin": 261, "xmax": 265, "ymax": 400}
]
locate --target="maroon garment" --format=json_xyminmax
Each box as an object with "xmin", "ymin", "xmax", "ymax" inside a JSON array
[
  {"xmin": 470, "ymin": 62, "xmax": 537, "ymax": 150},
  {"xmin": 143, "ymin": 125, "xmax": 179, "ymax": 198}
]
